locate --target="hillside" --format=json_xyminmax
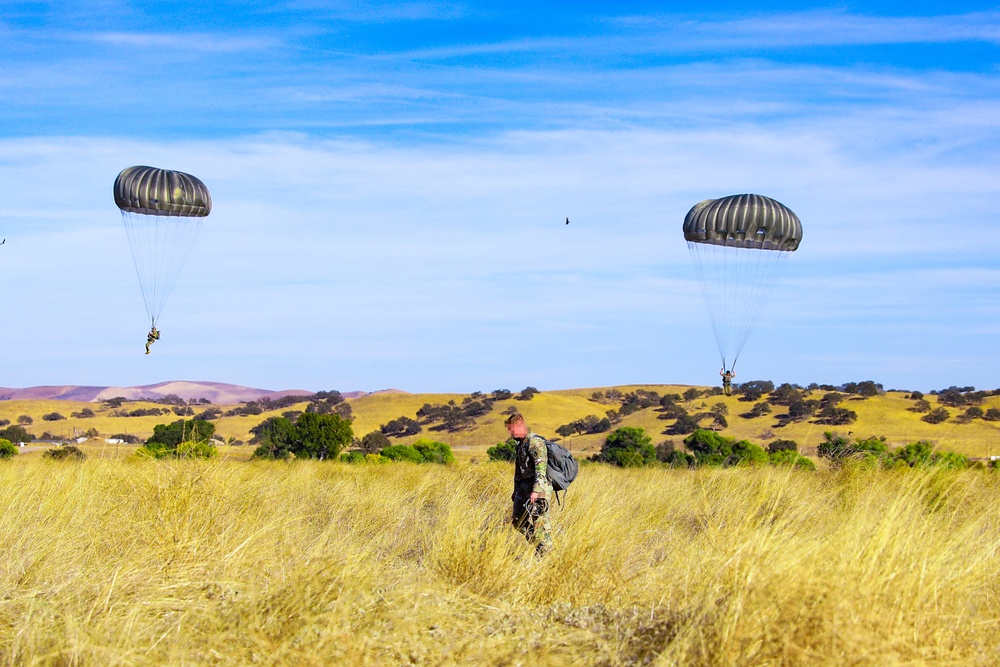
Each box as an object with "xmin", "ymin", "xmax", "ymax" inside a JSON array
[
  {"xmin": 2, "ymin": 384, "xmax": 999, "ymax": 461},
  {"xmin": 0, "ymin": 381, "xmax": 318, "ymax": 404}
]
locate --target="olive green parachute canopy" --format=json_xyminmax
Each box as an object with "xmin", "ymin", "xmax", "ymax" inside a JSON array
[
  {"xmin": 114, "ymin": 166, "xmax": 212, "ymax": 217},
  {"xmin": 683, "ymin": 194, "xmax": 801, "ymax": 252}
]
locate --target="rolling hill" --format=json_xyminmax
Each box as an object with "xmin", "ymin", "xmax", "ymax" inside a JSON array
[{"xmin": 1, "ymin": 382, "xmax": 998, "ymax": 461}]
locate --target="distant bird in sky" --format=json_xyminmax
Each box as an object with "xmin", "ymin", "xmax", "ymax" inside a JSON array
[
  {"xmin": 0, "ymin": 239, "xmax": 5, "ymax": 245},
  {"xmin": 565, "ymin": 217, "xmax": 570, "ymax": 225}
]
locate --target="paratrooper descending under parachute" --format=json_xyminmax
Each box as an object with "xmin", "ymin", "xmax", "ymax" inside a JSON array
[{"xmin": 113, "ymin": 165, "xmax": 212, "ymax": 354}]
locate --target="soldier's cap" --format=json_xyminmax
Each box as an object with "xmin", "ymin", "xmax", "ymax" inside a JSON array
[{"xmin": 504, "ymin": 412, "xmax": 525, "ymax": 426}]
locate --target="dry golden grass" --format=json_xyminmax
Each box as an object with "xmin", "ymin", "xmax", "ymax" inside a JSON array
[{"xmin": 0, "ymin": 457, "xmax": 998, "ymax": 665}]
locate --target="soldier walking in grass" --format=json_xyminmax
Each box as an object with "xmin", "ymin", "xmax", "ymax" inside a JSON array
[{"xmin": 505, "ymin": 412, "xmax": 554, "ymax": 556}]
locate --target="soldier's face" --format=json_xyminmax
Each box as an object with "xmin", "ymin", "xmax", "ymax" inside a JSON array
[{"xmin": 506, "ymin": 421, "xmax": 528, "ymax": 439}]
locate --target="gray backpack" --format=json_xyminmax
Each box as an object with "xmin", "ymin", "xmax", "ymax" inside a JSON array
[{"xmin": 542, "ymin": 437, "xmax": 578, "ymax": 505}]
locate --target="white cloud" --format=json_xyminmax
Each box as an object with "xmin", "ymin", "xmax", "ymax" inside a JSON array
[{"xmin": 81, "ymin": 31, "xmax": 280, "ymax": 52}]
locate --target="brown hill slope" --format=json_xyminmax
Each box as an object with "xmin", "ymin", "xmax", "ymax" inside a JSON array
[{"xmin": 2, "ymin": 384, "xmax": 997, "ymax": 460}]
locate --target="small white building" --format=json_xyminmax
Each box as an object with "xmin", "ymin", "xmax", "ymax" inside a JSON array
[{"xmin": 105, "ymin": 438, "xmax": 125, "ymax": 445}]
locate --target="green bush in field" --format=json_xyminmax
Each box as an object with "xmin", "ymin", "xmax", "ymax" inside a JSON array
[
  {"xmin": 44, "ymin": 446, "xmax": 86, "ymax": 461},
  {"xmin": 176, "ymin": 440, "xmax": 218, "ymax": 460},
  {"xmin": 487, "ymin": 439, "xmax": 516, "ymax": 462},
  {"xmin": 602, "ymin": 427, "xmax": 655, "ymax": 467},
  {"xmin": 380, "ymin": 444, "xmax": 425, "ymax": 463},
  {"xmin": 143, "ymin": 420, "xmax": 217, "ymax": 459},
  {"xmin": 250, "ymin": 413, "xmax": 353, "ymax": 460},
  {"xmin": 379, "ymin": 440, "xmax": 454, "ymax": 464},
  {"xmin": 768, "ymin": 448, "xmax": 816, "ymax": 470},
  {"xmin": 0, "ymin": 439, "xmax": 17, "ymax": 459},
  {"xmin": 413, "ymin": 439, "xmax": 454, "ymax": 464},
  {"xmin": 683, "ymin": 430, "xmax": 770, "ymax": 468}
]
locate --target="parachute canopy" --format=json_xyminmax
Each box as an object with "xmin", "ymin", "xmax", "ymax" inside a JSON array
[
  {"xmin": 683, "ymin": 194, "xmax": 802, "ymax": 372},
  {"xmin": 114, "ymin": 166, "xmax": 212, "ymax": 218},
  {"xmin": 114, "ymin": 166, "xmax": 211, "ymax": 327},
  {"xmin": 683, "ymin": 194, "xmax": 801, "ymax": 252}
]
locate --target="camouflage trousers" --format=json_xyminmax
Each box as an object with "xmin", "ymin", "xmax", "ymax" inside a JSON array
[{"xmin": 512, "ymin": 488, "xmax": 553, "ymax": 556}]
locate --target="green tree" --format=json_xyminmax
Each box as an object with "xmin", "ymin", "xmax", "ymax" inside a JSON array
[
  {"xmin": 293, "ymin": 412, "xmax": 353, "ymax": 460},
  {"xmin": 360, "ymin": 430, "xmax": 391, "ymax": 454},
  {"xmin": 0, "ymin": 425, "xmax": 33, "ymax": 443},
  {"xmin": 602, "ymin": 427, "xmax": 655, "ymax": 467},
  {"xmin": 17, "ymin": 415, "xmax": 32, "ymax": 426},
  {"xmin": 143, "ymin": 420, "xmax": 216, "ymax": 459},
  {"xmin": 922, "ymin": 407, "xmax": 950, "ymax": 424}
]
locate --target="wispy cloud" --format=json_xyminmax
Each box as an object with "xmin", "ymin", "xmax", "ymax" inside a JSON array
[
  {"xmin": 281, "ymin": 0, "xmax": 466, "ymax": 22},
  {"xmin": 81, "ymin": 31, "xmax": 280, "ymax": 52},
  {"xmin": 608, "ymin": 10, "xmax": 1000, "ymax": 49}
]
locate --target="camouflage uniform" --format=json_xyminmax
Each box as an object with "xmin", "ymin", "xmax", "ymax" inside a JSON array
[
  {"xmin": 512, "ymin": 432, "xmax": 554, "ymax": 555},
  {"xmin": 145, "ymin": 328, "xmax": 160, "ymax": 355}
]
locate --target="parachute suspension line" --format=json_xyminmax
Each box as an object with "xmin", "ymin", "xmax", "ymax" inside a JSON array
[
  {"xmin": 688, "ymin": 240, "xmax": 727, "ymax": 369},
  {"xmin": 687, "ymin": 241, "xmax": 792, "ymax": 372},
  {"xmin": 121, "ymin": 211, "xmax": 203, "ymax": 325},
  {"xmin": 730, "ymin": 247, "xmax": 789, "ymax": 369}
]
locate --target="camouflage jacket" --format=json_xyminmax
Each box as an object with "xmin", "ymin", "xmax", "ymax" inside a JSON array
[{"xmin": 514, "ymin": 433, "xmax": 552, "ymax": 497}]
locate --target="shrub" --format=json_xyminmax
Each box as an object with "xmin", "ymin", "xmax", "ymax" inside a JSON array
[
  {"xmin": 143, "ymin": 420, "xmax": 216, "ymax": 459},
  {"xmin": 176, "ymin": 440, "xmax": 218, "ymax": 459},
  {"xmin": 908, "ymin": 399, "xmax": 932, "ymax": 413},
  {"xmin": 44, "ymin": 446, "xmax": 86, "ymax": 461},
  {"xmin": 487, "ymin": 439, "xmax": 516, "ymax": 462},
  {"xmin": 601, "ymin": 427, "xmax": 655, "ymax": 467},
  {"xmin": 71, "ymin": 408, "xmax": 95, "ymax": 419},
  {"xmin": 380, "ymin": 445, "xmax": 424, "ymax": 463},
  {"xmin": 768, "ymin": 439, "xmax": 799, "ymax": 454},
  {"xmin": 666, "ymin": 414, "xmax": 701, "ymax": 435},
  {"xmin": 683, "ymin": 429, "xmax": 767, "ymax": 467},
  {"xmin": 816, "ymin": 405, "xmax": 857, "ymax": 425},
  {"xmin": 737, "ymin": 380, "xmax": 774, "ymax": 402},
  {"xmin": 0, "ymin": 420, "xmax": 7, "ymax": 427},
  {"xmin": 492, "ymin": 389, "xmax": 513, "ymax": 401},
  {"xmin": 17, "ymin": 415, "xmax": 32, "ymax": 425},
  {"xmin": 741, "ymin": 401, "xmax": 772, "ymax": 419},
  {"xmin": 360, "ymin": 430, "xmax": 391, "ymax": 454},
  {"xmin": 340, "ymin": 451, "xmax": 366, "ymax": 463},
  {"xmin": 412, "ymin": 439, "xmax": 454, "ymax": 464},
  {"xmin": 0, "ymin": 439, "xmax": 17, "ymax": 459},
  {"xmin": 654, "ymin": 440, "xmax": 676, "ymax": 462},
  {"xmin": 381, "ymin": 416, "xmax": 422, "ymax": 437},
  {"xmin": 818, "ymin": 432, "xmax": 889, "ymax": 466},
  {"xmin": 769, "ymin": 448, "xmax": 815, "ymax": 470},
  {"xmin": 682, "ymin": 388, "xmax": 701, "ymax": 402},
  {"xmin": 985, "ymin": 407, "xmax": 1000, "ymax": 421},
  {"xmin": 516, "ymin": 386, "xmax": 540, "ymax": 401},
  {"xmin": 922, "ymin": 407, "xmax": 950, "ymax": 424}
]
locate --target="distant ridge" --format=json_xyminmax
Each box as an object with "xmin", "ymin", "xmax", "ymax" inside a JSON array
[{"xmin": 0, "ymin": 381, "xmax": 386, "ymax": 404}]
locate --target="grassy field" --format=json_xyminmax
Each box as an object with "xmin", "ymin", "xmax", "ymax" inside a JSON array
[
  {"xmin": 0, "ymin": 458, "xmax": 998, "ymax": 665},
  {"xmin": 3, "ymin": 385, "xmax": 999, "ymax": 462}
]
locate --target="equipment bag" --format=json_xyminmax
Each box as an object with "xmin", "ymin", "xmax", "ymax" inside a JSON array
[{"xmin": 543, "ymin": 437, "xmax": 578, "ymax": 505}]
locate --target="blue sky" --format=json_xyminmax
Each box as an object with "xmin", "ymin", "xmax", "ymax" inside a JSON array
[{"xmin": 1, "ymin": 1, "xmax": 998, "ymax": 394}]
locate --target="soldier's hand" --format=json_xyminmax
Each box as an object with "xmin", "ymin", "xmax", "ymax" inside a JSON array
[{"xmin": 529, "ymin": 491, "xmax": 540, "ymax": 503}]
